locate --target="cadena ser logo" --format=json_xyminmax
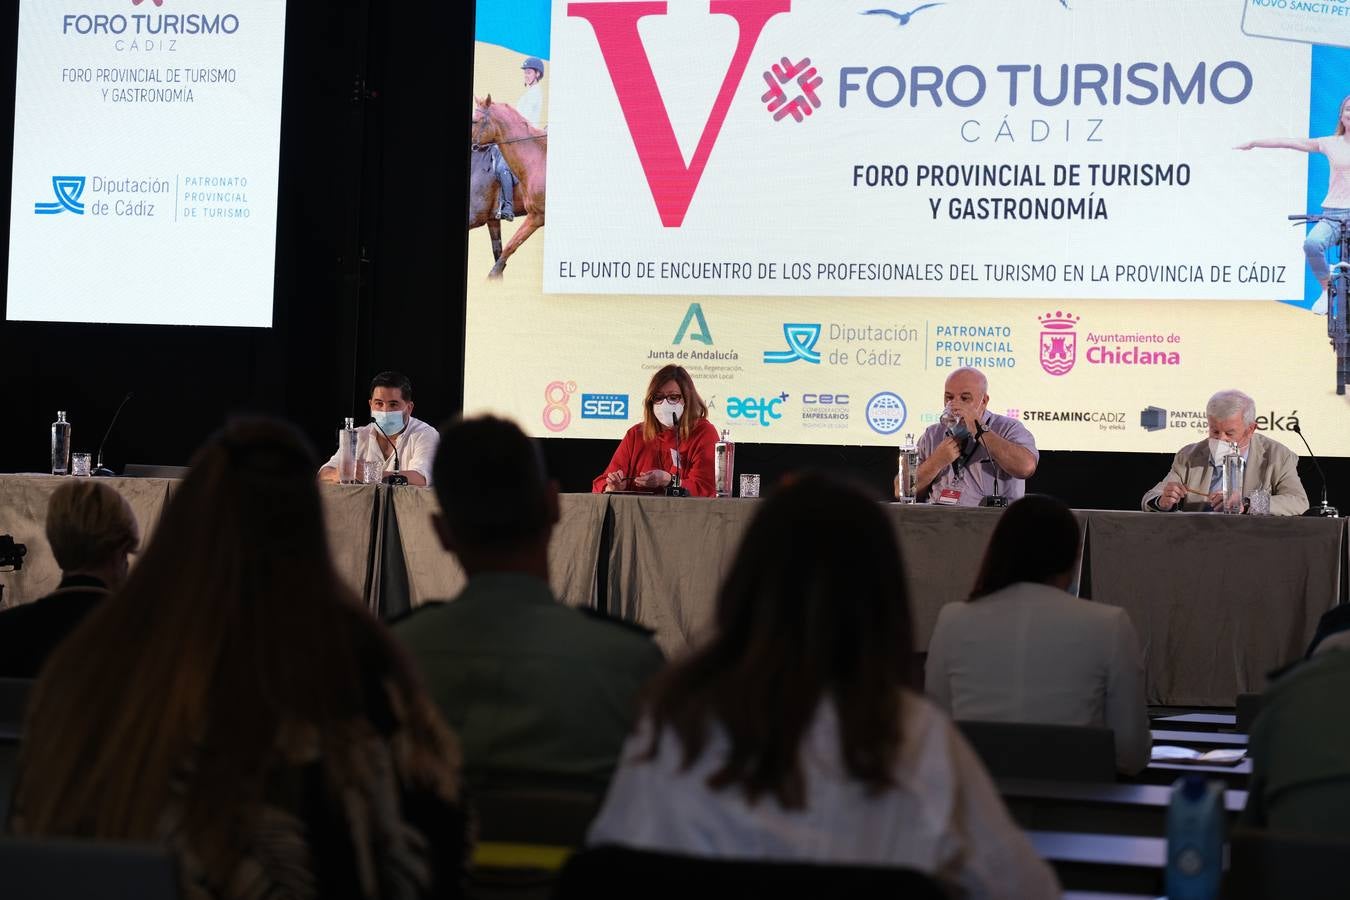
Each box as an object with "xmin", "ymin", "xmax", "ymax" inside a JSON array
[{"xmin": 568, "ymin": 0, "xmax": 793, "ymax": 227}]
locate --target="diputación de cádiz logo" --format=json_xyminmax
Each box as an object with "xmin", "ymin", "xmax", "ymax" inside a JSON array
[
  {"xmin": 763, "ymin": 323, "xmax": 822, "ymax": 364},
  {"xmin": 34, "ymin": 176, "xmax": 87, "ymax": 215}
]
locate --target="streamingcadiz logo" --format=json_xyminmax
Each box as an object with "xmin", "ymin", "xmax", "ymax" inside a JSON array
[
  {"xmin": 34, "ymin": 176, "xmax": 86, "ymax": 215},
  {"xmin": 764, "ymin": 323, "xmax": 822, "ymax": 364}
]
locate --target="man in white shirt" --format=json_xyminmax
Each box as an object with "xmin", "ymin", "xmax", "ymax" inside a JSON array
[{"xmin": 319, "ymin": 371, "xmax": 438, "ymax": 486}]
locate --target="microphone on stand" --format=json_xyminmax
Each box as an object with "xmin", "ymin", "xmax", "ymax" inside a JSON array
[
  {"xmin": 666, "ymin": 408, "xmax": 688, "ymax": 497},
  {"xmin": 92, "ymin": 392, "xmax": 134, "ymax": 477},
  {"xmin": 1290, "ymin": 422, "xmax": 1337, "ymax": 517},
  {"xmin": 372, "ymin": 417, "xmax": 409, "ymax": 486}
]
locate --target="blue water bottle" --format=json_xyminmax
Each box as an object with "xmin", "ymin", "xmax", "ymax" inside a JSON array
[{"xmin": 1166, "ymin": 774, "xmax": 1224, "ymax": 900}]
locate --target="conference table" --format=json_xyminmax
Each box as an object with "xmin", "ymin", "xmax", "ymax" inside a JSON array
[{"xmin": 1, "ymin": 475, "xmax": 1343, "ymax": 706}]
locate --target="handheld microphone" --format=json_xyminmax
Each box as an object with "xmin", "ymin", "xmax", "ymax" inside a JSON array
[
  {"xmin": 372, "ymin": 416, "xmax": 409, "ymax": 486},
  {"xmin": 1290, "ymin": 422, "xmax": 1337, "ymax": 517},
  {"xmin": 93, "ymin": 392, "xmax": 134, "ymax": 477}
]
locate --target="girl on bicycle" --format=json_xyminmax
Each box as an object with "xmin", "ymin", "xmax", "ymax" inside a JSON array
[{"xmin": 1237, "ymin": 93, "xmax": 1350, "ymax": 314}]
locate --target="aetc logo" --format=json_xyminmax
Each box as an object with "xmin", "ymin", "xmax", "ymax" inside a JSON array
[
  {"xmin": 34, "ymin": 176, "xmax": 86, "ymax": 215},
  {"xmin": 542, "ymin": 380, "xmax": 576, "ymax": 433},
  {"xmin": 865, "ymin": 391, "xmax": 907, "ymax": 435},
  {"xmin": 727, "ymin": 392, "xmax": 789, "ymax": 427},
  {"xmin": 673, "ymin": 302, "xmax": 713, "ymax": 345},
  {"xmin": 568, "ymin": 0, "xmax": 793, "ymax": 227},
  {"xmin": 1038, "ymin": 310, "xmax": 1080, "ymax": 376},
  {"xmin": 581, "ymin": 393, "xmax": 629, "ymax": 420},
  {"xmin": 763, "ymin": 323, "xmax": 822, "ymax": 364}
]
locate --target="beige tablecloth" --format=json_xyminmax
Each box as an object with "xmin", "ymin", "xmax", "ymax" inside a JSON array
[
  {"xmin": 2, "ymin": 474, "xmax": 1341, "ymax": 706},
  {"xmin": 1080, "ymin": 510, "xmax": 1343, "ymax": 706}
]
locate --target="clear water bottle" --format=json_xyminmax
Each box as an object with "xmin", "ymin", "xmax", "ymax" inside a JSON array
[
  {"xmin": 1165, "ymin": 774, "xmax": 1224, "ymax": 900},
  {"xmin": 51, "ymin": 411, "xmax": 71, "ymax": 475},
  {"xmin": 896, "ymin": 433, "xmax": 920, "ymax": 503},
  {"xmin": 337, "ymin": 417, "xmax": 358, "ymax": 484},
  {"xmin": 714, "ymin": 428, "xmax": 735, "ymax": 497},
  {"xmin": 1221, "ymin": 441, "xmax": 1244, "ymax": 515}
]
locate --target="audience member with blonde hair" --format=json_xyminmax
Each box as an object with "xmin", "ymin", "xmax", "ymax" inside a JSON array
[
  {"xmin": 588, "ymin": 474, "xmax": 1057, "ymax": 899},
  {"xmin": 8, "ymin": 419, "xmax": 470, "ymax": 899},
  {"xmin": 0, "ymin": 480, "xmax": 139, "ymax": 678}
]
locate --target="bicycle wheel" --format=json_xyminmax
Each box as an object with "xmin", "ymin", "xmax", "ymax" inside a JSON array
[{"xmin": 1339, "ymin": 283, "xmax": 1350, "ymax": 395}]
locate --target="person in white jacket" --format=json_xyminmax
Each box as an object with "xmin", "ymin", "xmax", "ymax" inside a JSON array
[
  {"xmin": 589, "ymin": 475, "xmax": 1058, "ymax": 900},
  {"xmin": 926, "ymin": 494, "xmax": 1152, "ymax": 775}
]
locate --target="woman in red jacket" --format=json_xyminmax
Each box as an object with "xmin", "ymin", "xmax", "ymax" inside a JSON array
[{"xmin": 593, "ymin": 364, "xmax": 719, "ymax": 497}]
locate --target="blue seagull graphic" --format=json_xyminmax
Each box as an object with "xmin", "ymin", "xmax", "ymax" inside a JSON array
[{"xmin": 860, "ymin": 3, "xmax": 945, "ymax": 25}]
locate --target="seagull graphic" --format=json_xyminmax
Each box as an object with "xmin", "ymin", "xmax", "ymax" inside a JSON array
[{"xmin": 861, "ymin": 3, "xmax": 945, "ymax": 25}]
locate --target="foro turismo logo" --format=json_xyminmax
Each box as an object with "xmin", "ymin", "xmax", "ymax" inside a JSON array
[
  {"xmin": 763, "ymin": 323, "xmax": 822, "ymax": 364},
  {"xmin": 542, "ymin": 380, "xmax": 576, "ymax": 433},
  {"xmin": 865, "ymin": 392, "xmax": 907, "ymax": 435},
  {"xmin": 34, "ymin": 176, "xmax": 86, "ymax": 215},
  {"xmin": 1038, "ymin": 310, "xmax": 1080, "ymax": 376},
  {"xmin": 568, "ymin": 0, "xmax": 794, "ymax": 227}
]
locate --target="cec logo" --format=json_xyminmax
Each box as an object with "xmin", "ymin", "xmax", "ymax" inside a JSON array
[
  {"xmin": 542, "ymin": 380, "xmax": 576, "ymax": 433},
  {"xmin": 727, "ymin": 392, "xmax": 789, "ymax": 427},
  {"xmin": 865, "ymin": 391, "xmax": 907, "ymax": 435},
  {"xmin": 581, "ymin": 393, "xmax": 629, "ymax": 420}
]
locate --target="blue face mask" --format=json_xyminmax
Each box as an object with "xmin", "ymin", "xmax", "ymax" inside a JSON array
[{"xmin": 372, "ymin": 410, "xmax": 405, "ymax": 434}]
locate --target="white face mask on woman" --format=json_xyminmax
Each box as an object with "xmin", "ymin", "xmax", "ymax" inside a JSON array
[{"xmin": 657, "ymin": 400, "xmax": 685, "ymax": 427}]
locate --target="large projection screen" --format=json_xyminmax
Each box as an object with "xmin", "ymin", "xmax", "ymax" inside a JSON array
[
  {"xmin": 466, "ymin": 0, "xmax": 1350, "ymax": 454},
  {"xmin": 5, "ymin": 0, "xmax": 287, "ymax": 327}
]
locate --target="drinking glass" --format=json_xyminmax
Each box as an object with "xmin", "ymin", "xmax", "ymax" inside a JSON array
[
  {"xmin": 71, "ymin": 452, "xmax": 92, "ymax": 476},
  {"xmin": 359, "ymin": 459, "xmax": 384, "ymax": 484},
  {"xmin": 739, "ymin": 473, "xmax": 761, "ymax": 498},
  {"xmin": 1248, "ymin": 487, "xmax": 1271, "ymax": 516}
]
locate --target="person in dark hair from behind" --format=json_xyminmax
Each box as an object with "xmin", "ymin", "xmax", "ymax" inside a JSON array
[
  {"xmin": 0, "ymin": 480, "xmax": 139, "ymax": 678},
  {"xmin": 588, "ymin": 474, "xmax": 1056, "ymax": 899},
  {"xmin": 9, "ymin": 419, "xmax": 469, "ymax": 899},
  {"xmin": 925, "ymin": 494, "xmax": 1150, "ymax": 774},
  {"xmin": 394, "ymin": 416, "xmax": 665, "ymax": 790}
]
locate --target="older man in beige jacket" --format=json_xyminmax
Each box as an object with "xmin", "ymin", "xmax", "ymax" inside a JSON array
[{"xmin": 1142, "ymin": 389, "xmax": 1309, "ymax": 516}]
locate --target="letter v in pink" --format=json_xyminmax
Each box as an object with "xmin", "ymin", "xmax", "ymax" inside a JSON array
[{"xmin": 568, "ymin": 1, "xmax": 791, "ymax": 226}]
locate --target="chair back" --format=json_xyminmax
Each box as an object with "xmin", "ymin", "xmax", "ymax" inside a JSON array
[
  {"xmin": 474, "ymin": 783, "xmax": 603, "ymax": 847},
  {"xmin": 1235, "ymin": 693, "xmax": 1263, "ymax": 734},
  {"xmin": 469, "ymin": 780, "xmax": 605, "ymax": 900},
  {"xmin": 1225, "ymin": 828, "xmax": 1350, "ymax": 900},
  {"xmin": 957, "ymin": 720, "xmax": 1116, "ymax": 782},
  {"xmin": 555, "ymin": 845, "xmax": 948, "ymax": 899},
  {"xmin": 0, "ymin": 837, "xmax": 179, "ymax": 900},
  {"xmin": 0, "ymin": 677, "xmax": 33, "ymax": 739}
]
